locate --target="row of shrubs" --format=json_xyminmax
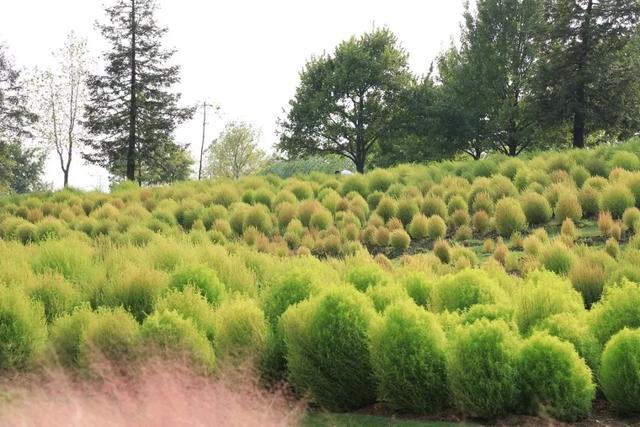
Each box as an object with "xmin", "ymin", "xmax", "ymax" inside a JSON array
[
  {"xmin": 2, "ymin": 233, "xmax": 640, "ymax": 420},
  {"xmin": 2, "ymin": 140, "xmax": 640, "ymax": 258}
]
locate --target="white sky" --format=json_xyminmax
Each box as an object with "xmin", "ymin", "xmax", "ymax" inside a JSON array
[{"xmin": 1, "ymin": 0, "xmax": 464, "ymax": 191}]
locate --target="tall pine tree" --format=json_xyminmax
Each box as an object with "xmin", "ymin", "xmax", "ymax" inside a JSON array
[
  {"xmin": 84, "ymin": 0, "xmax": 194, "ymax": 185},
  {"xmin": 535, "ymin": 0, "xmax": 640, "ymax": 148}
]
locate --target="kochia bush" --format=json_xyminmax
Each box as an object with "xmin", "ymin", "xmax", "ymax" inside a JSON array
[
  {"xmin": 600, "ymin": 328, "xmax": 640, "ymax": 414},
  {"xmin": 281, "ymin": 287, "xmax": 377, "ymax": 411},
  {"xmin": 447, "ymin": 319, "xmax": 520, "ymax": 418},
  {"xmin": 213, "ymin": 298, "xmax": 268, "ymax": 364},
  {"xmin": 495, "ymin": 198, "xmax": 527, "ymax": 237},
  {"xmin": 431, "ymin": 269, "xmax": 507, "ymax": 313},
  {"xmin": 0, "ymin": 286, "xmax": 47, "ymax": 370},
  {"xmin": 589, "ymin": 280, "xmax": 640, "ymax": 346},
  {"xmin": 517, "ymin": 333, "xmax": 594, "ymax": 421},
  {"xmin": 600, "ymin": 184, "xmax": 636, "ymax": 219},
  {"xmin": 369, "ymin": 301, "xmax": 449, "ymax": 413},
  {"xmin": 168, "ymin": 264, "xmax": 226, "ymax": 307}
]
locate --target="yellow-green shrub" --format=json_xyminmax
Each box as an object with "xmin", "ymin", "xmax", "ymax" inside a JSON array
[
  {"xmin": 600, "ymin": 328, "xmax": 640, "ymax": 414},
  {"xmin": 369, "ymin": 301, "xmax": 448, "ymax": 413},
  {"xmin": 495, "ymin": 197, "xmax": 527, "ymax": 237}
]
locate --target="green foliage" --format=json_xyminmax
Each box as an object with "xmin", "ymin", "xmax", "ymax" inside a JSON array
[
  {"xmin": 262, "ymin": 268, "xmax": 318, "ymax": 325},
  {"xmin": 78, "ymin": 307, "xmax": 140, "ymax": 369},
  {"xmin": 401, "ymin": 272, "xmax": 433, "ymax": 309},
  {"xmin": 26, "ymin": 273, "xmax": 81, "ymax": 323},
  {"xmin": 516, "ymin": 333, "xmax": 595, "ymax": 421},
  {"xmin": 447, "ymin": 319, "xmax": 520, "ymax": 418},
  {"xmin": 555, "ymin": 192, "xmax": 583, "ymax": 223},
  {"xmin": 101, "ymin": 266, "xmax": 167, "ymax": 322},
  {"xmin": 155, "ymin": 286, "xmax": 216, "ymax": 343},
  {"xmin": 282, "ymin": 287, "xmax": 377, "ymax": 411},
  {"xmin": 600, "ymin": 184, "xmax": 636, "ymax": 219},
  {"xmin": 521, "ymin": 192, "xmax": 552, "ymax": 225},
  {"xmin": 369, "ymin": 301, "xmax": 449, "ymax": 413},
  {"xmin": 0, "ymin": 286, "xmax": 47, "ymax": 370},
  {"xmin": 141, "ymin": 310, "xmax": 216, "ymax": 373},
  {"xmin": 168, "ymin": 264, "xmax": 226, "ymax": 307},
  {"xmin": 389, "ymin": 228, "xmax": 410, "ymax": 250},
  {"xmin": 260, "ymin": 155, "xmax": 352, "ymax": 178},
  {"xmin": 600, "ymin": 328, "xmax": 640, "ymax": 414},
  {"xmin": 346, "ymin": 264, "xmax": 389, "ymax": 292},
  {"xmin": 539, "ymin": 241, "xmax": 576, "ymax": 275},
  {"xmin": 495, "ymin": 198, "xmax": 527, "ymax": 237},
  {"xmin": 589, "ymin": 281, "xmax": 640, "ymax": 345},
  {"xmin": 213, "ymin": 298, "xmax": 268, "ymax": 363},
  {"xmin": 242, "ymin": 204, "xmax": 274, "ymax": 235},
  {"xmin": 431, "ymin": 269, "xmax": 507, "ymax": 313},
  {"xmin": 278, "ymin": 28, "xmax": 413, "ymax": 172},
  {"xmin": 514, "ymin": 271, "xmax": 584, "ymax": 336}
]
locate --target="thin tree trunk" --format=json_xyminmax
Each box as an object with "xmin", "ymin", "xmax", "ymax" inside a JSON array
[
  {"xmin": 573, "ymin": 0, "xmax": 593, "ymax": 149},
  {"xmin": 126, "ymin": 0, "xmax": 137, "ymax": 181}
]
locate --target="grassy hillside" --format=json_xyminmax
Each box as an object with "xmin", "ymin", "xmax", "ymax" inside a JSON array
[{"xmin": 2, "ymin": 139, "xmax": 640, "ymax": 423}]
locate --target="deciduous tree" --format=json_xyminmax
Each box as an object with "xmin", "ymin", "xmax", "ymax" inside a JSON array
[{"xmin": 278, "ymin": 28, "xmax": 412, "ymax": 173}]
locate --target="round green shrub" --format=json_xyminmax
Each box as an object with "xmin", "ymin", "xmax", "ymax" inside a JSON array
[
  {"xmin": 421, "ymin": 196, "xmax": 447, "ymax": 219},
  {"xmin": 600, "ymin": 328, "xmax": 640, "ymax": 414},
  {"xmin": 309, "ymin": 208, "xmax": 333, "ymax": 231},
  {"xmin": 16, "ymin": 222, "xmax": 37, "ymax": 244},
  {"xmin": 401, "ymin": 272, "xmax": 433, "ymax": 309},
  {"xmin": 569, "ymin": 257, "xmax": 606, "ymax": 308},
  {"xmin": 447, "ymin": 319, "xmax": 519, "ymax": 418},
  {"xmin": 601, "ymin": 184, "xmax": 636, "ymax": 219},
  {"xmin": 578, "ymin": 186, "xmax": 600, "ymax": 217},
  {"xmin": 286, "ymin": 180, "xmax": 314, "ymax": 200},
  {"xmin": 26, "ymin": 273, "xmax": 81, "ymax": 323},
  {"xmin": 535, "ymin": 313, "xmax": 600, "ymax": 372},
  {"xmin": 425, "ymin": 215, "xmax": 447, "ymax": 240},
  {"xmin": 281, "ymin": 287, "xmax": 377, "ymax": 411},
  {"xmin": 611, "ymin": 151, "xmax": 640, "ymax": 171},
  {"xmin": 366, "ymin": 191, "xmax": 384, "ymax": 211},
  {"xmin": 78, "ymin": 307, "xmax": 141, "ymax": 369},
  {"xmin": 589, "ymin": 280, "xmax": 640, "ymax": 346},
  {"xmin": 213, "ymin": 298, "xmax": 268, "ymax": 363},
  {"xmin": 495, "ymin": 197, "xmax": 527, "ymax": 237},
  {"xmin": 570, "ymin": 166, "xmax": 591, "ymax": 188},
  {"xmin": 365, "ymin": 283, "xmax": 410, "ymax": 313},
  {"xmin": 517, "ymin": 333, "xmax": 595, "ymax": 421},
  {"xmin": 346, "ymin": 264, "xmax": 389, "ymax": 292},
  {"xmin": 141, "ymin": 310, "xmax": 216, "ymax": 373},
  {"xmin": 431, "ymin": 269, "xmax": 507, "ymax": 313},
  {"xmin": 389, "ymin": 228, "xmax": 411, "ymax": 250},
  {"xmin": 397, "ymin": 198, "xmax": 419, "ymax": 226},
  {"xmin": 538, "ymin": 241, "xmax": 575, "ymax": 275},
  {"xmin": 0, "ymin": 286, "xmax": 47, "ymax": 370},
  {"xmin": 31, "ymin": 239, "xmax": 95, "ymax": 285},
  {"xmin": 623, "ymin": 207, "xmax": 640, "ymax": 230},
  {"xmin": 168, "ymin": 264, "xmax": 226, "ymax": 307},
  {"xmin": 102, "ymin": 266, "xmax": 167, "ymax": 322},
  {"xmin": 514, "ymin": 271, "xmax": 584, "ymax": 336},
  {"xmin": 521, "ymin": 192, "xmax": 552, "ymax": 225},
  {"xmin": 242, "ymin": 204, "xmax": 274, "ymax": 235},
  {"xmin": 49, "ymin": 306, "xmax": 95, "ymax": 367},
  {"xmin": 155, "ymin": 286, "xmax": 216, "ymax": 344},
  {"xmin": 376, "ymin": 196, "xmax": 398, "ymax": 222},
  {"xmin": 408, "ymin": 213, "xmax": 429, "ymax": 240},
  {"xmin": 262, "ymin": 268, "xmax": 318, "ymax": 325},
  {"xmin": 340, "ymin": 175, "xmax": 369, "ymax": 197},
  {"xmin": 369, "ymin": 301, "xmax": 449, "ymax": 413},
  {"xmin": 555, "ymin": 192, "xmax": 583, "ymax": 223},
  {"xmin": 367, "ymin": 169, "xmax": 394, "ymax": 192}
]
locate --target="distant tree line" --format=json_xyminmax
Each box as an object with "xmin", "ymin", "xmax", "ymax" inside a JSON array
[
  {"xmin": 279, "ymin": 0, "xmax": 640, "ymax": 171},
  {"xmin": 2, "ymin": 0, "xmax": 640, "ymax": 193}
]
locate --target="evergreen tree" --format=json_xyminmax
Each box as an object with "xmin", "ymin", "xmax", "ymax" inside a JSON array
[
  {"xmin": 84, "ymin": 0, "xmax": 194, "ymax": 185},
  {"xmin": 534, "ymin": 0, "xmax": 640, "ymax": 148}
]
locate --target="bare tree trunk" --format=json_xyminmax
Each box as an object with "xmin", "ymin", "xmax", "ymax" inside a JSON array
[
  {"xmin": 573, "ymin": 0, "xmax": 593, "ymax": 149},
  {"xmin": 126, "ymin": 0, "xmax": 137, "ymax": 181}
]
